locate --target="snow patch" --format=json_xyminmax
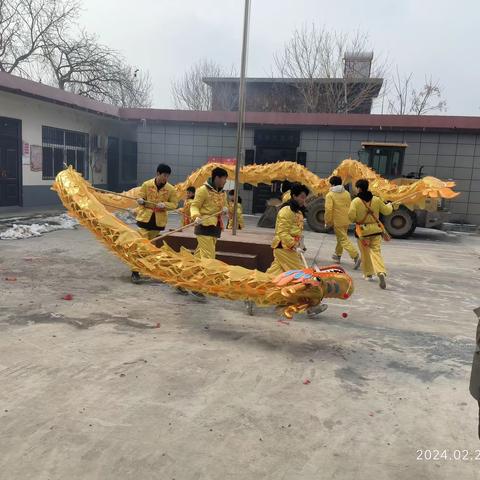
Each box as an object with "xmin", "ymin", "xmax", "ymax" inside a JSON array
[
  {"xmin": 114, "ymin": 210, "xmax": 137, "ymax": 225},
  {"xmin": 0, "ymin": 214, "xmax": 78, "ymax": 240}
]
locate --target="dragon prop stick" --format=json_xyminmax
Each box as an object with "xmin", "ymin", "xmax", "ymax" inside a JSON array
[
  {"xmin": 88, "ymin": 186, "xmax": 157, "ymax": 208},
  {"xmin": 150, "ymin": 211, "xmax": 224, "ymax": 243},
  {"xmin": 311, "ymin": 233, "xmax": 328, "ymax": 270}
]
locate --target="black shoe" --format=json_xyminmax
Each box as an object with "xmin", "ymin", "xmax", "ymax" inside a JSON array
[
  {"xmin": 190, "ymin": 291, "xmax": 207, "ymax": 302},
  {"xmin": 175, "ymin": 287, "xmax": 189, "ymax": 295},
  {"xmin": 353, "ymin": 256, "xmax": 361, "ymax": 270},
  {"xmin": 307, "ymin": 304, "xmax": 328, "ymax": 318},
  {"xmin": 378, "ymin": 273, "xmax": 387, "ymax": 290},
  {"xmin": 131, "ymin": 272, "xmax": 141, "ymax": 284}
]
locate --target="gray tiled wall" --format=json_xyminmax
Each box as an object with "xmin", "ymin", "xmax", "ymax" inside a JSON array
[
  {"xmin": 137, "ymin": 123, "xmax": 255, "ymax": 213},
  {"xmin": 299, "ymin": 129, "xmax": 480, "ymax": 225},
  {"xmin": 137, "ymin": 123, "xmax": 480, "ymax": 225}
]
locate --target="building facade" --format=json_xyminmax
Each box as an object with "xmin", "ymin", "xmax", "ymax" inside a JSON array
[
  {"xmin": 0, "ymin": 73, "xmax": 135, "ymax": 208},
  {"xmin": 1, "ymin": 72, "xmax": 480, "ymax": 226},
  {"xmin": 203, "ymin": 77, "xmax": 383, "ymax": 114},
  {"xmin": 128, "ymin": 109, "xmax": 480, "ymax": 225}
]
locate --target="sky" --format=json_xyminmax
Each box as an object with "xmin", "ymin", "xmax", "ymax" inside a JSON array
[{"xmin": 80, "ymin": 0, "xmax": 480, "ymax": 115}]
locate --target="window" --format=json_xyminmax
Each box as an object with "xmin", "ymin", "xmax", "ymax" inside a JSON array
[
  {"xmin": 121, "ymin": 140, "xmax": 137, "ymax": 182},
  {"xmin": 42, "ymin": 126, "xmax": 89, "ymax": 180},
  {"xmin": 358, "ymin": 144, "xmax": 406, "ymax": 179}
]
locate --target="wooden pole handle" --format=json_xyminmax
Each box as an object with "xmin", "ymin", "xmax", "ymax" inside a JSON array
[{"xmin": 150, "ymin": 211, "xmax": 223, "ymax": 243}]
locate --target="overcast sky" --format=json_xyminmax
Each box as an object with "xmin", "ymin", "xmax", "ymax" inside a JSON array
[{"xmin": 80, "ymin": 0, "xmax": 479, "ymax": 115}]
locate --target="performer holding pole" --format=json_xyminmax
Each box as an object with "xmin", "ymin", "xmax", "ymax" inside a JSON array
[
  {"xmin": 266, "ymin": 183, "xmax": 328, "ymax": 317},
  {"xmin": 348, "ymin": 179, "xmax": 393, "ymax": 289},
  {"xmin": 227, "ymin": 190, "xmax": 244, "ymax": 230},
  {"xmin": 266, "ymin": 183, "xmax": 310, "ymax": 276},
  {"xmin": 189, "ymin": 167, "xmax": 229, "ymax": 300},
  {"xmin": 179, "ymin": 186, "xmax": 196, "ymax": 227},
  {"xmin": 324, "ymin": 175, "xmax": 361, "ymax": 269},
  {"xmin": 131, "ymin": 163, "xmax": 178, "ymax": 284}
]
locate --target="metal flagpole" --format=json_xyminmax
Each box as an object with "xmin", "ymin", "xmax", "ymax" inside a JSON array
[{"xmin": 232, "ymin": 0, "xmax": 251, "ymax": 235}]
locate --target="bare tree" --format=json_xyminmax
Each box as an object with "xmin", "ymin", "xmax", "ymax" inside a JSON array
[
  {"xmin": 40, "ymin": 29, "xmax": 152, "ymax": 107},
  {"xmin": 171, "ymin": 59, "xmax": 236, "ymax": 110},
  {"xmin": 0, "ymin": 0, "xmax": 79, "ymax": 75},
  {"xmin": 0, "ymin": 0, "xmax": 152, "ymax": 107},
  {"xmin": 387, "ymin": 69, "xmax": 446, "ymax": 115},
  {"xmin": 273, "ymin": 24, "xmax": 387, "ymax": 113},
  {"xmin": 113, "ymin": 65, "xmax": 152, "ymax": 108}
]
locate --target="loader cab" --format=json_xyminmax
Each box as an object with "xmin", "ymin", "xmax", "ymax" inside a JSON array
[{"xmin": 358, "ymin": 142, "xmax": 407, "ymax": 179}]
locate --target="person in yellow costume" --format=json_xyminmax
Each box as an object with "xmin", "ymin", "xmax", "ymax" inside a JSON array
[
  {"xmin": 324, "ymin": 175, "xmax": 361, "ymax": 269},
  {"xmin": 179, "ymin": 186, "xmax": 196, "ymax": 226},
  {"xmin": 190, "ymin": 167, "xmax": 229, "ymax": 300},
  {"xmin": 267, "ymin": 183, "xmax": 308, "ymax": 276},
  {"xmin": 131, "ymin": 163, "xmax": 178, "ymax": 284},
  {"xmin": 281, "ymin": 180, "xmax": 292, "ymax": 203},
  {"xmin": 226, "ymin": 190, "xmax": 244, "ymax": 229},
  {"xmin": 348, "ymin": 179, "xmax": 393, "ymax": 289},
  {"xmin": 267, "ymin": 183, "xmax": 328, "ymax": 317}
]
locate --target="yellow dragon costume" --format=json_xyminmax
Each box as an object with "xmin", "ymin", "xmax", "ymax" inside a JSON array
[{"xmin": 52, "ymin": 159, "xmax": 458, "ymax": 318}]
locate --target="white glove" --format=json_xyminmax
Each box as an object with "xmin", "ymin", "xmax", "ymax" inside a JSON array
[
  {"xmin": 156, "ymin": 202, "xmax": 166, "ymax": 209},
  {"xmin": 222, "ymin": 207, "xmax": 228, "ymax": 214},
  {"xmin": 296, "ymin": 247, "xmax": 306, "ymax": 254},
  {"xmin": 137, "ymin": 198, "xmax": 145, "ymax": 206},
  {"xmin": 194, "ymin": 217, "xmax": 203, "ymax": 225}
]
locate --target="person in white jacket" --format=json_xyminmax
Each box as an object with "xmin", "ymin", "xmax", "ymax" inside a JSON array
[{"xmin": 324, "ymin": 176, "xmax": 360, "ymax": 268}]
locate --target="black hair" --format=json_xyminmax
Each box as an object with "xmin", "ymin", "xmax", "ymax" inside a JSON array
[
  {"xmin": 329, "ymin": 175, "xmax": 342, "ymax": 186},
  {"xmin": 212, "ymin": 167, "xmax": 228, "ymax": 180},
  {"xmin": 228, "ymin": 190, "xmax": 242, "ymax": 204},
  {"xmin": 281, "ymin": 180, "xmax": 292, "ymax": 193},
  {"xmin": 186, "ymin": 186, "xmax": 196, "ymax": 194},
  {"xmin": 355, "ymin": 179, "xmax": 369, "ymax": 193},
  {"xmin": 290, "ymin": 183, "xmax": 310, "ymax": 197},
  {"xmin": 157, "ymin": 163, "xmax": 171, "ymax": 175},
  {"xmin": 286, "ymin": 184, "xmax": 308, "ymax": 216}
]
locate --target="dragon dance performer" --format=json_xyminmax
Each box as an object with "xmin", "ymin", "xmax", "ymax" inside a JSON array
[
  {"xmin": 179, "ymin": 186, "xmax": 196, "ymax": 226},
  {"xmin": 267, "ymin": 183, "xmax": 310, "ymax": 276},
  {"xmin": 348, "ymin": 179, "xmax": 393, "ymax": 289},
  {"xmin": 226, "ymin": 190, "xmax": 244, "ymax": 229},
  {"xmin": 267, "ymin": 182, "xmax": 328, "ymax": 317},
  {"xmin": 189, "ymin": 167, "xmax": 228, "ymax": 299},
  {"xmin": 191, "ymin": 167, "xmax": 229, "ymax": 258},
  {"xmin": 281, "ymin": 180, "xmax": 292, "ymax": 203},
  {"xmin": 132, "ymin": 163, "xmax": 178, "ymax": 284},
  {"xmin": 325, "ymin": 175, "xmax": 361, "ymax": 269}
]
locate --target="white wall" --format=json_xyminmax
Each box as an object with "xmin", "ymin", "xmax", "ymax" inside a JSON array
[{"xmin": 0, "ymin": 90, "xmax": 135, "ymax": 186}]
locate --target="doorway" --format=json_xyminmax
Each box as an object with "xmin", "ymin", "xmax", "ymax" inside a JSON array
[
  {"xmin": 107, "ymin": 137, "xmax": 120, "ymax": 191},
  {"xmin": 0, "ymin": 117, "xmax": 21, "ymax": 207},
  {"xmin": 251, "ymin": 129, "xmax": 300, "ymax": 214}
]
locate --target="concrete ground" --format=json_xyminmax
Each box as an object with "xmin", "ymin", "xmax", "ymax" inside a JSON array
[{"xmin": 0, "ymin": 212, "xmax": 479, "ymax": 480}]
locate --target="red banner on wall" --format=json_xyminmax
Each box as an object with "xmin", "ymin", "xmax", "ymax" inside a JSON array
[{"xmin": 207, "ymin": 156, "xmax": 236, "ymax": 165}]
